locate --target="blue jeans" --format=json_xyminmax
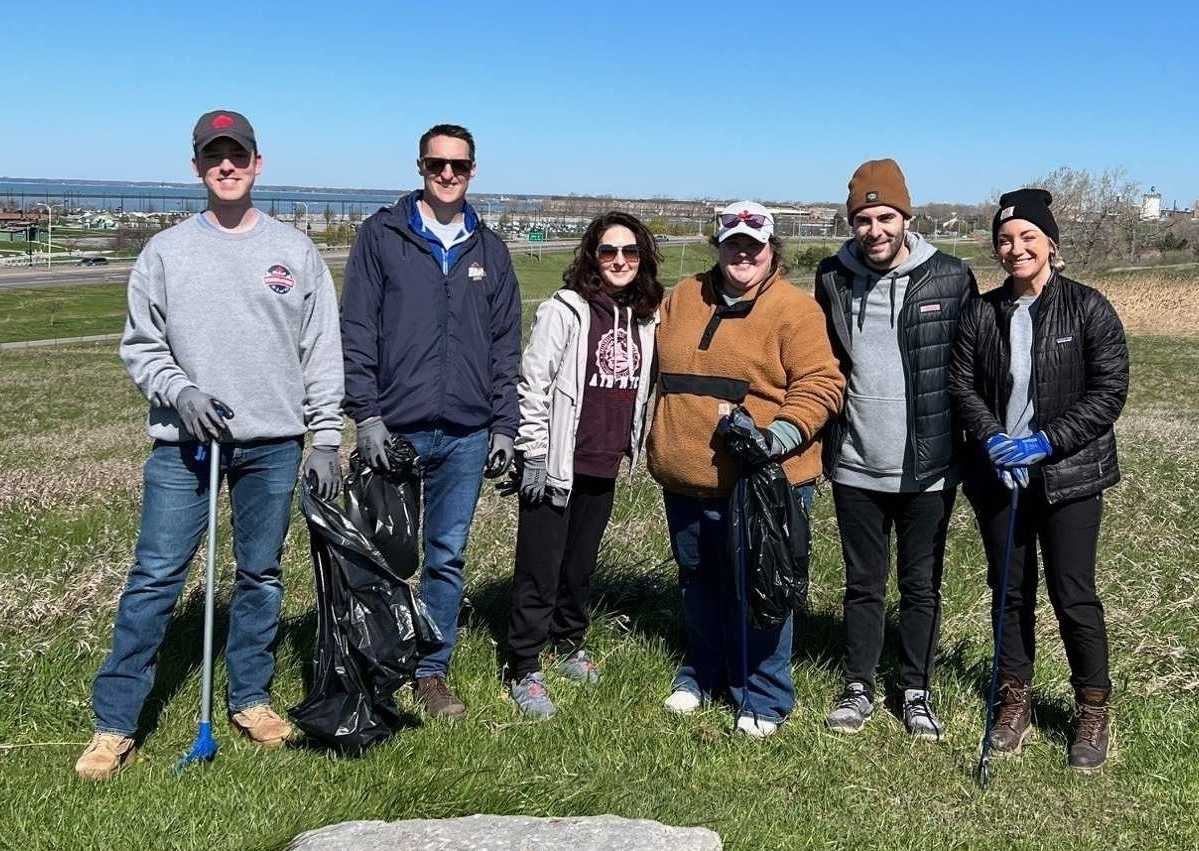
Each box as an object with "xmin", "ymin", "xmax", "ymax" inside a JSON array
[
  {"xmin": 92, "ymin": 438, "xmax": 302, "ymax": 735},
  {"xmin": 400, "ymin": 425, "xmax": 489, "ymax": 679},
  {"xmin": 663, "ymin": 485, "xmax": 813, "ymax": 723}
]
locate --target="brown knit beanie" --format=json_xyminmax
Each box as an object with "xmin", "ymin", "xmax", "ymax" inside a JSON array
[{"xmin": 846, "ymin": 159, "xmax": 912, "ymax": 219}]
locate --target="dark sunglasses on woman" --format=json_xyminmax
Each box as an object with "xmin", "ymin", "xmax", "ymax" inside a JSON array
[
  {"xmin": 596, "ymin": 243, "xmax": 641, "ymax": 264},
  {"xmin": 720, "ymin": 212, "xmax": 769, "ymax": 229}
]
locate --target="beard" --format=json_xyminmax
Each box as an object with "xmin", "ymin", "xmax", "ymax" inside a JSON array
[{"xmin": 858, "ymin": 228, "xmax": 906, "ymax": 270}]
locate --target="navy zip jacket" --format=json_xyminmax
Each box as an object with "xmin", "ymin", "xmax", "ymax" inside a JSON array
[{"xmin": 340, "ymin": 191, "xmax": 522, "ymax": 436}]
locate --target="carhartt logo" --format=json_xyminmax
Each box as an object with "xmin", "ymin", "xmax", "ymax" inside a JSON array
[
  {"xmin": 866, "ymin": 191, "xmax": 879, "ymax": 202},
  {"xmin": 212, "ymin": 114, "xmax": 235, "ymax": 130},
  {"xmin": 1000, "ymin": 206, "xmax": 1015, "ymax": 220},
  {"xmin": 264, "ymin": 264, "xmax": 294, "ymax": 294},
  {"xmin": 467, "ymin": 262, "xmax": 487, "ymax": 281}
]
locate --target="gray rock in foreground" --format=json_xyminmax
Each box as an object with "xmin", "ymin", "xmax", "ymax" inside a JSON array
[{"xmin": 289, "ymin": 814, "xmax": 722, "ymax": 850}]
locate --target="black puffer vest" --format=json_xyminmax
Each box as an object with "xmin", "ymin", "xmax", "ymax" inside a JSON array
[
  {"xmin": 815, "ymin": 250, "xmax": 978, "ymax": 483},
  {"xmin": 950, "ymin": 273, "xmax": 1129, "ymax": 503}
]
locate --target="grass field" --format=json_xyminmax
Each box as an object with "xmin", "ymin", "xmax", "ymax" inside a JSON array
[{"xmin": 1, "ymin": 256, "xmax": 1198, "ymax": 849}]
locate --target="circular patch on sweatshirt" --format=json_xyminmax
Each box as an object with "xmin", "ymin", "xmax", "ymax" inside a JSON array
[{"xmin": 264, "ymin": 264, "xmax": 295, "ymax": 294}]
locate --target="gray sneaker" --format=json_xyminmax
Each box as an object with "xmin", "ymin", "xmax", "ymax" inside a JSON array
[
  {"xmin": 510, "ymin": 672, "xmax": 556, "ymax": 719},
  {"xmin": 826, "ymin": 682, "xmax": 875, "ymax": 734},
  {"xmin": 554, "ymin": 650, "xmax": 600, "ymax": 684},
  {"xmin": 902, "ymin": 689, "xmax": 944, "ymax": 741}
]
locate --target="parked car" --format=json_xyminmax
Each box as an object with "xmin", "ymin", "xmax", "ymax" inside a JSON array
[
  {"xmin": 78, "ymin": 257, "xmax": 109, "ymax": 266},
  {"xmin": 654, "ymin": 234, "xmax": 670, "ymax": 243}
]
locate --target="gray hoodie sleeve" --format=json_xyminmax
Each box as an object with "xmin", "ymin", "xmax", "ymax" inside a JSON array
[
  {"xmin": 119, "ymin": 242, "xmax": 196, "ymax": 408},
  {"xmin": 299, "ymin": 248, "xmax": 345, "ymax": 447}
]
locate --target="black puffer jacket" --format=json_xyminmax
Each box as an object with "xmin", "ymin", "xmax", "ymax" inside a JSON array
[
  {"xmin": 815, "ymin": 250, "xmax": 978, "ymax": 482},
  {"xmin": 949, "ymin": 272, "xmax": 1128, "ymax": 503}
]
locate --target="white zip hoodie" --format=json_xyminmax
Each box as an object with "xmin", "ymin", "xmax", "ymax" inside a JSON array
[{"xmin": 515, "ymin": 289, "xmax": 658, "ymax": 505}]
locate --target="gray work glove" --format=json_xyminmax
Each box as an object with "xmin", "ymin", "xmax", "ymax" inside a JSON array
[
  {"xmin": 520, "ymin": 455, "xmax": 548, "ymax": 505},
  {"xmin": 176, "ymin": 387, "xmax": 234, "ymax": 441},
  {"xmin": 484, "ymin": 432, "xmax": 516, "ymax": 479},
  {"xmin": 356, "ymin": 416, "xmax": 390, "ymax": 470},
  {"xmin": 302, "ymin": 446, "xmax": 342, "ymax": 499}
]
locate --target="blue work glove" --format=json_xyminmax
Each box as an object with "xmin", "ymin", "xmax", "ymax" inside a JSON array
[
  {"xmin": 717, "ymin": 406, "xmax": 777, "ymax": 467},
  {"xmin": 986, "ymin": 433, "xmax": 1016, "ymax": 464},
  {"xmin": 993, "ymin": 431, "xmax": 1052, "ymax": 467},
  {"xmin": 302, "ymin": 446, "xmax": 342, "ymax": 499},
  {"xmin": 996, "ymin": 464, "xmax": 1030, "ymax": 490}
]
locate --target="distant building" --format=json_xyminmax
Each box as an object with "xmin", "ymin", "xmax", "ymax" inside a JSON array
[{"xmin": 1141, "ymin": 187, "xmax": 1162, "ymax": 221}]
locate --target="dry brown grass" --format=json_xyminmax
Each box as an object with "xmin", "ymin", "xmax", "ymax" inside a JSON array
[{"xmin": 972, "ymin": 266, "xmax": 1199, "ymax": 336}]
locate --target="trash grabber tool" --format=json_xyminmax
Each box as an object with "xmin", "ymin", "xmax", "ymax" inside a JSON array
[
  {"xmin": 977, "ymin": 484, "xmax": 1021, "ymax": 789},
  {"xmin": 733, "ymin": 475, "xmax": 756, "ymax": 724},
  {"xmin": 176, "ymin": 399, "xmax": 233, "ymax": 774}
]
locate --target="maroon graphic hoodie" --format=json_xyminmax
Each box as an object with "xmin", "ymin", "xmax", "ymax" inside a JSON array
[{"xmin": 573, "ymin": 291, "xmax": 645, "ymax": 478}]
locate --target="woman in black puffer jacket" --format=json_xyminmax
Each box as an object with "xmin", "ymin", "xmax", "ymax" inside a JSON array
[{"xmin": 950, "ymin": 188, "xmax": 1128, "ymax": 774}]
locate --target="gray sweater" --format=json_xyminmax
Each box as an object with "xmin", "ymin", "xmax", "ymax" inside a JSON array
[
  {"xmin": 119, "ymin": 212, "xmax": 344, "ymax": 446},
  {"xmin": 832, "ymin": 233, "xmax": 948, "ymax": 493}
]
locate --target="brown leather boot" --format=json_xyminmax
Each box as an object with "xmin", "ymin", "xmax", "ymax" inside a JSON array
[
  {"xmin": 415, "ymin": 676, "xmax": 466, "ymax": 719},
  {"xmin": 1069, "ymin": 687, "xmax": 1112, "ymax": 772},
  {"xmin": 989, "ymin": 674, "xmax": 1033, "ymax": 755}
]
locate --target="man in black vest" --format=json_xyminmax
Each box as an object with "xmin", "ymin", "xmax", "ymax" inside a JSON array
[{"xmin": 814, "ymin": 159, "xmax": 978, "ymax": 740}]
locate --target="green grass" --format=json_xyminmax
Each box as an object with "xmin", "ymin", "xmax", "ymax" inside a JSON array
[
  {"xmin": 0, "ymin": 243, "xmax": 720, "ymax": 345},
  {"xmin": 0, "ymin": 332, "xmax": 1197, "ymax": 849}
]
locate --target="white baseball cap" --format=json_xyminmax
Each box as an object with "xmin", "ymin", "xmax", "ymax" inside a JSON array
[{"xmin": 716, "ymin": 201, "xmax": 774, "ymax": 244}]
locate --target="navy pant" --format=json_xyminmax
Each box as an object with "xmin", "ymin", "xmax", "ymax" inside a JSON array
[
  {"xmin": 663, "ymin": 486, "xmax": 811, "ymax": 723},
  {"xmin": 92, "ymin": 438, "xmax": 301, "ymax": 735}
]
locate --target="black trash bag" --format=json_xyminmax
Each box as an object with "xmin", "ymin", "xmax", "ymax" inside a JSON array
[
  {"xmin": 288, "ymin": 482, "xmax": 439, "ymax": 753},
  {"xmin": 721, "ymin": 407, "xmax": 811, "ymax": 629},
  {"xmin": 343, "ymin": 436, "xmax": 422, "ymax": 579}
]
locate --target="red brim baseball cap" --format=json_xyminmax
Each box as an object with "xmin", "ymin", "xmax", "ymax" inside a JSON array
[{"xmin": 193, "ymin": 110, "xmax": 256, "ymax": 154}]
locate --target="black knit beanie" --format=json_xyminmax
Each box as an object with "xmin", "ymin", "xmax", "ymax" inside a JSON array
[{"xmin": 992, "ymin": 188, "xmax": 1059, "ymax": 247}]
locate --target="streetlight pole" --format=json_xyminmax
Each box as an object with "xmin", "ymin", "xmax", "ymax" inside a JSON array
[
  {"xmin": 36, "ymin": 203, "xmax": 61, "ymax": 270},
  {"xmin": 294, "ymin": 201, "xmax": 309, "ymax": 235}
]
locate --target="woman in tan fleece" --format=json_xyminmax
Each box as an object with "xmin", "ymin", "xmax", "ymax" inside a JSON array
[{"xmin": 647, "ymin": 201, "xmax": 844, "ymax": 737}]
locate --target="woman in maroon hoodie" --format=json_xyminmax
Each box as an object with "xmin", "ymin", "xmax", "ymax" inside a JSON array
[{"xmin": 504, "ymin": 212, "xmax": 663, "ymax": 718}]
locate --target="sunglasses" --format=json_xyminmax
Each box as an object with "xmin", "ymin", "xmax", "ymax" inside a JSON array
[
  {"xmin": 422, "ymin": 157, "xmax": 474, "ymax": 177},
  {"xmin": 720, "ymin": 212, "xmax": 769, "ymax": 229},
  {"xmin": 197, "ymin": 150, "xmax": 254, "ymax": 169},
  {"xmin": 597, "ymin": 243, "xmax": 641, "ymax": 264}
]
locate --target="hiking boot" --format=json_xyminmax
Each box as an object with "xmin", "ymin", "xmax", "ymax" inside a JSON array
[
  {"xmin": 74, "ymin": 732, "xmax": 136, "ymax": 781},
  {"xmin": 1069, "ymin": 687, "xmax": 1112, "ymax": 772},
  {"xmin": 510, "ymin": 672, "xmax": 556, "ymax": 719},
  {"xmin": 554, "ymin": 650, "xmax": 600, "ymax": 684},
  {"xmin": 414, "ymin": 676, "xmax": 466, "ymax": 719},
  {"xmin": 902, "ymin": 689, "xmax": 944, "ymax": 742},
  {"xmin": 825, "ymin": 682, "xmax": 874, "ymax": 734},
  {"xmin": 663, "ymin": 689, "xmax": 701, "ymax": 715},
  {"xmin": 229, "ymin": 704, "xmax": 295, "ymax": 749},
  {"xmin": 735, "ymin": 714, "xmax": 779, "ymax": 739},
  {"xmin": 989, "ymin": 674, "xmax": 1033, "ymax": 755}
]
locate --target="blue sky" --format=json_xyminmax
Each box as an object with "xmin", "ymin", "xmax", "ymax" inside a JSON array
[{"xmin": 3, "ymin": 1, "xmax": 1196, "ymax": 206}]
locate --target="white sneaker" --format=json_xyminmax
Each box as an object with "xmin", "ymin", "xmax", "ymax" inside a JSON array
[
  {"xmin": 735, "ymin": 714, "xmax": 779, "ymax": 738},
  {"xmin": 663, "ymin": 689, "xmax": 701, "ymax": 714}
]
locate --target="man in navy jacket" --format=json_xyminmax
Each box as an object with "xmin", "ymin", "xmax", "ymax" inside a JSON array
[{"xmin": 341, "ymin": 124, "xmax": 521, "ymax": 717}]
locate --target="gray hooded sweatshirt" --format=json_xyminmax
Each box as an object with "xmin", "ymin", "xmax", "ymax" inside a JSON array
[
  {"xmin": 119, "ymin": 212, "xmax": 344, "ymax": 446},
  {"xmin": 832, "ymin": 232, "xmax": 948, "ymax": 493}
]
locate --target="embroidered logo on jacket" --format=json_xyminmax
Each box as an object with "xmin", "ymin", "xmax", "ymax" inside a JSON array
[
  {"xmin": 590, "ymin": 328, "xmax": 641, "ymax": 390},
  {"xmin": 1056, "ymin": 336, "xmax": 1074, "ymax": 344},
  {"xmin": 920, "ymin": 303, "xmax": 942, "ymax": 313},
  {"xmin": 264, "ymin": 264, "xmax": 294, "ymax": 294},
  {"xmin": 468, "ymin": 262, "xmax": 487, "ymax": 281}
]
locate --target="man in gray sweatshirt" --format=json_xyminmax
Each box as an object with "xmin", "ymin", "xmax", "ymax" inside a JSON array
[
  {"xmin": 814, "ymin": 159, "xmax": 978, "ymax": 742},
  {"xmin": 75, "ymin": 110, "xmax": 344, "ymax": 781}
]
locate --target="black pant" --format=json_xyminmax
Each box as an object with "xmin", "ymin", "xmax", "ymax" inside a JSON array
[
  {"xmin": 967, "ymin": 482, "xmax": 1110, "ymax": 690},
  {"xmin": 506, "ymin": 475, "xmax": 615, "ymax": 679},
  {"xmin": 833, "ymin": 483, "xmax": 956, "ymax": 693}
]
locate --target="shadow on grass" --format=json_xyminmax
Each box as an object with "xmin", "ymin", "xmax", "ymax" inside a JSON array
[{"xmin": 133, "ymin": 590, "xmax": 230, "ymax": 744}]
